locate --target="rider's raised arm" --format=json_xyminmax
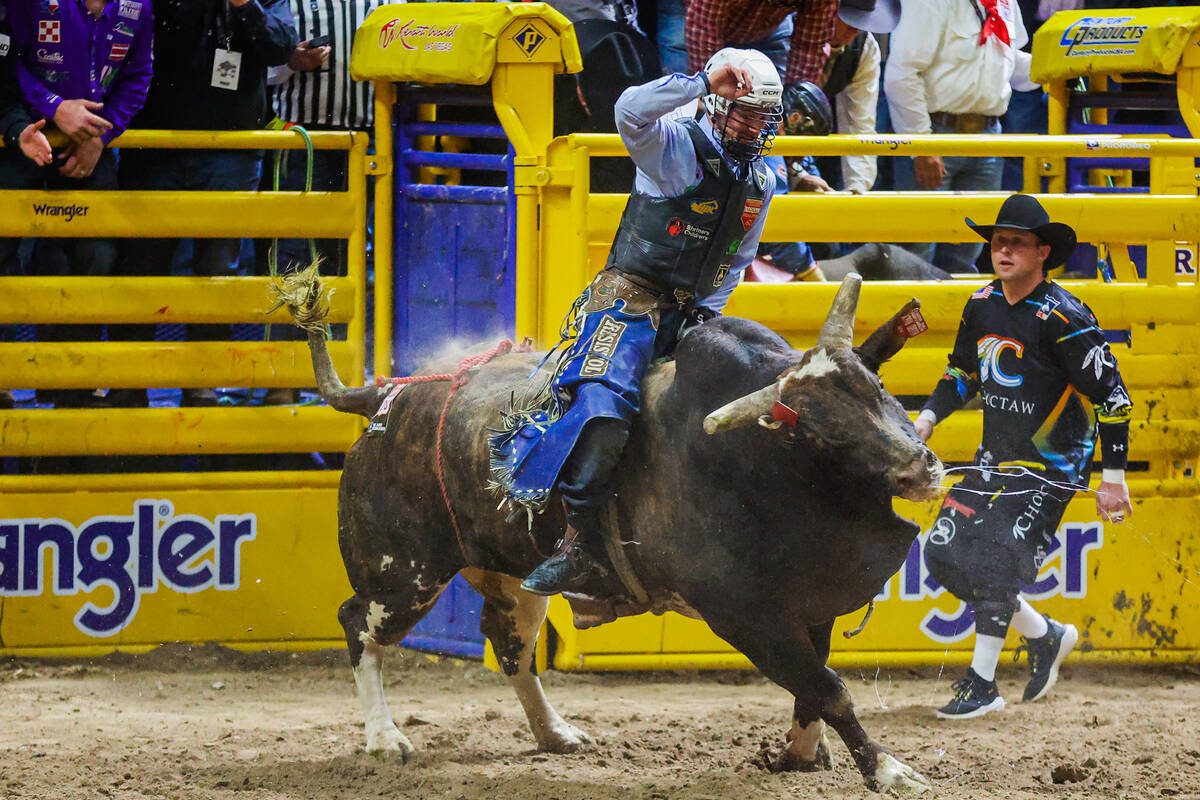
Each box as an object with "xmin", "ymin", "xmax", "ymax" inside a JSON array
[{"xmin": 614, "ymin": 72, "xmax": 709, "ymax": 196}]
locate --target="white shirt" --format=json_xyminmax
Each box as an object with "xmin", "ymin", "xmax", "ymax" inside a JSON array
[
  {"xmin": 834, "ymin": 33, "xmax": 880, "ymax": 193},
  {"xmin": 884, "ymin": 0, "xmax": 1032, "ymax": 135}
]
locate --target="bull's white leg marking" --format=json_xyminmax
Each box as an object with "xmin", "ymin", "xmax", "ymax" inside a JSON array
[
  {"xmin": 352, "ymin": 636, "xmax": 414, "ymax": 759},
  {"xmin": 785, "ymin": 719, "xmax": 827, "ymax": 763},
  {"xmin": 871, "ymin": 752, "xmax": 931, "ymax": 795},
  {"xmin": 380, "ymin": 555, "xmax": 394, "ymax": 570}
]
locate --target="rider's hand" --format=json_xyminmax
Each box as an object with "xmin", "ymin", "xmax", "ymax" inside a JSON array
[
  {"xmin": 706, "ymin": 63, "xmax": 754, "ymax": 102},
  {"xmin": 913, "ymin": 417, "xmax": 934, "ymax": 442}
]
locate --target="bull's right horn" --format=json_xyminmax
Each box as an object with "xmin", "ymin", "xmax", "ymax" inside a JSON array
[
  {"xmin": 815, "ymin": 273, "xmax": 862, "ymax": 349},
  {"xmin": 703, "ymin": 382, "xmax": 779, "ymax": 434}
]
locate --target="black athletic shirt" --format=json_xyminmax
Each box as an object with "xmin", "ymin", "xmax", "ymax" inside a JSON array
[{"xmin": 923, "ymin": 280, "xmax": 1133, "ymax": 482}]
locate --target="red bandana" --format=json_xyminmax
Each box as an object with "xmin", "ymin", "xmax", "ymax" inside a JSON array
[{"xmin": 977, "ymin": 0, "xmax": 1010, "ymax": 47}]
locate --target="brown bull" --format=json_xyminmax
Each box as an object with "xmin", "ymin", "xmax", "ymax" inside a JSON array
[{"xmin": 280, "ymin": 272, "xmax": 943, "ymax": 793}]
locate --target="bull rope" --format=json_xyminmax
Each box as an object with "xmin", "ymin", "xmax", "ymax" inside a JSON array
[{"xmin": 375, "ymin": 340, "xmax": 514, "ymax": 561}]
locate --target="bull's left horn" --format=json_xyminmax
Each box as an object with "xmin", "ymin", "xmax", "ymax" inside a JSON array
[
  {"xmin": 815, "ymin": 273, "xmax": 862, "ymax": 349},
  {"xmin": 703, "ymin": 382, "xmax": 779, "ymax": 434}
]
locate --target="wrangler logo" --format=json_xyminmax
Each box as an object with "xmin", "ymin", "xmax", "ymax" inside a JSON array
[{"xmin": 579, "ymin": 316, "xmax": 627, "ymax": 378}]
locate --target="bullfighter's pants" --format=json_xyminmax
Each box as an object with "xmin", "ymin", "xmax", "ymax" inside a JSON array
[{"xmin": 923, "ymin": 467, "xmax": 1074, "ymax": 637}]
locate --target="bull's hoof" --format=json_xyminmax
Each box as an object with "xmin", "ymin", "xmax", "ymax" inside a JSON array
[
  {"xmin": 770, "ymin": 739, "xmax": 832, "ymax": 772},
  {"xmin": 535, "ymin": 721, "xmax": 593, "ymax": 754},
  {"xmin": 365, "ymin": 726, "xmax": 416, "ymax": 762},
  {"xmin": 867, "ymin": 753, "xmax": 931, "ymax": 795}
]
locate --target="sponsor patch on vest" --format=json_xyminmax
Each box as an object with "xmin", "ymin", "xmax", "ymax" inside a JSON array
[
  {"xmin": 579, "ymin": 316, "xmax": 627, "ymax": 378},
  {"xmin": 690, "ymin": 199, "xmax": 718, "ymax": 215},
  {"xmin": 713, "ymin": 264, "xmax": 730, "ymax": 287},
  {"xmin": 705, "ymin": 158, "xmax": 722, "ymax": 175},
  {"xmin": 667, "ymin": 218, "xmax": 684, "ymax": 237},
  {"xmin": 753, "ymin": 165, "xmax": 768, "ymax": 190},
  {"xmin": 683, "ymin": 222, "xmax": 711, "ymax": 241},
  {"xmin": 741, "ymin": 198, "xmax": 762, "ymax": 231}
]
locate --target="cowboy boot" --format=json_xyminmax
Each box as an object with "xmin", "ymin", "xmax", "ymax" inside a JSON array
[{"xmin": 520, "ymin": 524, "xmax": 596, "ymax": 596}]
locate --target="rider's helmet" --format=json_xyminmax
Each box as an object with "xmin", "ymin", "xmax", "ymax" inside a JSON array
[{"xmin": 701, "ymin": 48, "xmax": 784, "ymax": 164}]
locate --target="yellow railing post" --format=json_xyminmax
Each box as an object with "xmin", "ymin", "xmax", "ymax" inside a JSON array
[{"xmin": 372, "ymin": 79, "xmax": 396, "ymax": 378}]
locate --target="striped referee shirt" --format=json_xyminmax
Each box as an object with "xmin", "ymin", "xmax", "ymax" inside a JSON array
[{"xmin": 272, "ymin": 0, "xmax": 400, "ymax": 129}]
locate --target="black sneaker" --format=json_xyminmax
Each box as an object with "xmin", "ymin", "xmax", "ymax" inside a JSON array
[
  {"xmin": 520, "ymin": 544, "xmax": 594, "ymax": 596},
  {"xmin": 1020, "ymin": 616, "xmax": 1078, "ymax": 702},
  {"xmin": 936, "ymin": 668, "xmax": 1006, "ymax": 719}
]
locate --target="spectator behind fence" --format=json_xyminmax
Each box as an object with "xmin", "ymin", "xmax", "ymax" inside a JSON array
[
  {"xmin": 3, "ymin": 0, "xmax": 153, "ymax": 409},
  {"xmin": 112, "ymin": 0, "xmax": 297, "ymax": 407},
  {"xmin": 684, "ymin": 0, "xmax": 838, "ymax": 85},
  {"xmin": 259, "ymin": 0, "xmax": 388, "ymax": 405},
  {"xmin": 542, "ymin": 0, "xmax": 641, "ymax": 31},
  {"xmin": 0, "ymin": 5, "xmax": 53, "ymax": 410},
  {"xmin": 819, "ymin": 5, "xmax": 891, "ymax": 193},
  {"xmin": 884, "ymin": 0, "xmax": 1035, "ymax": 273}
]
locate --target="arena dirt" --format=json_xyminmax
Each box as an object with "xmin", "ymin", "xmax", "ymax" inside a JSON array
[{"xmin": 2, "ymin": 644, "xmax": 1197, "ymax": 799}]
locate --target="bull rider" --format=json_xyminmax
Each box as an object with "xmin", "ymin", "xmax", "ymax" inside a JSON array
[{"xmin": 490, "ymin": 49, "xmax": 827, "ymax": 595}]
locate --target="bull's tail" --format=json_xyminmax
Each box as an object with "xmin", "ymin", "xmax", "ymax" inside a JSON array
[{"xmin": 269, "ymin": 263, "xmax": 386, "ymax": 419}]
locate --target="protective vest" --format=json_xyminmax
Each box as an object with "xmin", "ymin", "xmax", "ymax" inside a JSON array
[
  {"xmin": 604, "ymin": 119, "xmax": 771, "ymax": 301},
  {"xmin": 822, "ymin": 32, "xmax": 867, "ymax": 99}
]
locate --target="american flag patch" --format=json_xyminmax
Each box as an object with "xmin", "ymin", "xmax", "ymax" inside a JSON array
[
  {"xmin": 971, "ymin": 285, "xmax": 994, "ymax": 300},
  {"xmin": 37, "ymin": 20, "xmax": 60, "ymax": 43},
  {"xmin": 109, "ymin": 42, "xmax": 129, "ymax": 61}
]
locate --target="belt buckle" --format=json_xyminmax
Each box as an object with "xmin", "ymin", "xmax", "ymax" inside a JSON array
[{"xmin": 957, "ymin": 114, "xmax": 987, "ymax": 134}]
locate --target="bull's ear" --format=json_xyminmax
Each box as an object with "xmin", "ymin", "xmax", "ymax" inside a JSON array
[{"xmin": 855, "ymin": 299, "xmax": 921, "ymax": 373}]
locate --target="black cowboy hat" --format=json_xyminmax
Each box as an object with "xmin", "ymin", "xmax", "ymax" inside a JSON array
[
  {"xmin": 966, "ymin": 194, "xmax": 1077, "ymax": 271},
  {"xmin": 838, "ymin": 0, "xmax": 901, "ymax": 34}
]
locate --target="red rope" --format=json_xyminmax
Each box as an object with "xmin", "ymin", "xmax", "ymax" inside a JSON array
[{"xmin": 374, "ymin": 339, "xmax": 513, "ymax": 561}]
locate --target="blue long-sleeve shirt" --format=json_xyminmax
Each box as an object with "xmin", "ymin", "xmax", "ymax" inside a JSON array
[
  {"xmin": 613, "ymin": 72, "xmax": 775, "ymax": 313},
  {"xmin": 8, "ymin": 0, "xmax": 154, "ymax": 145}
]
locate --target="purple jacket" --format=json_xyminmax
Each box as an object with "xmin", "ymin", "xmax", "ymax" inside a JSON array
[{"xmin": 8, "ymin": 0, "xmax": 153, "ymax": 145}]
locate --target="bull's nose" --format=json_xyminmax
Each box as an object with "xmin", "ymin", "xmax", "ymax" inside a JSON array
[{"xmin": 897, "ymin": 449, "xmax": 943, "ymax": 500}]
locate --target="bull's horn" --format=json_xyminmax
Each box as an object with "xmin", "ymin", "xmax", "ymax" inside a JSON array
[
  {"xmin": 703, "ymin": 382, "xmax": 779, "ymax": 434},
  {"xmin": 816, "ymin": 273, "xmax": 863, "ymax": 349}
]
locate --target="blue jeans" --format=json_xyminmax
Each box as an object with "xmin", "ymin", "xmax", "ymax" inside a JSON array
[
  {"xmin": 657, "ymin": 0, "xmax": 688, "ymax": 75},
  {"xmin": 114, "ymin": 148, "xmax": 262, "ymax": 341},
  {"xmin": 894, "ymin": 119, "xmax": 1003, "ymax": 273},
  {"xmin": 1001, "ymin": 90, "xmax": 1047, "ymax": 191}
]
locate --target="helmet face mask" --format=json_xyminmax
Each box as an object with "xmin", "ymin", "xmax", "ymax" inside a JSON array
[{"xmin": 702, "ymin": 48, "xmax": 784, "ymax": 164}]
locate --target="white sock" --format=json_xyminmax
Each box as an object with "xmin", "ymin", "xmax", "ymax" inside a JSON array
[
  {"xmin": 970, "ymin": 634, "xmax": 1005, "ymax": 682},
  {"xmin": 1010, "ymin": 597, "xmax": 1049, "ymax": 639}
]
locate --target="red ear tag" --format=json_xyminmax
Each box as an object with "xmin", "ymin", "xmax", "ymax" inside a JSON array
[
  {"xmin": 897, "ymin": 308, "xmax": 928, "ymax": 339},
  {"xmin": 771, "ymin": 401, "xmax": 799, "ymax": 427}
]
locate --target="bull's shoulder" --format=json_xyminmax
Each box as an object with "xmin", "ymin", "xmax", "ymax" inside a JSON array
[{"xmin": 672, "ymin": 316, "xmax": 798, "ymax": 397}]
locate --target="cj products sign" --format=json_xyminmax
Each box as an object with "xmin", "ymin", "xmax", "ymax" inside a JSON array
[{"xmin": 0, "ymin": 500, "xmax": 256, "ymax": 638}]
